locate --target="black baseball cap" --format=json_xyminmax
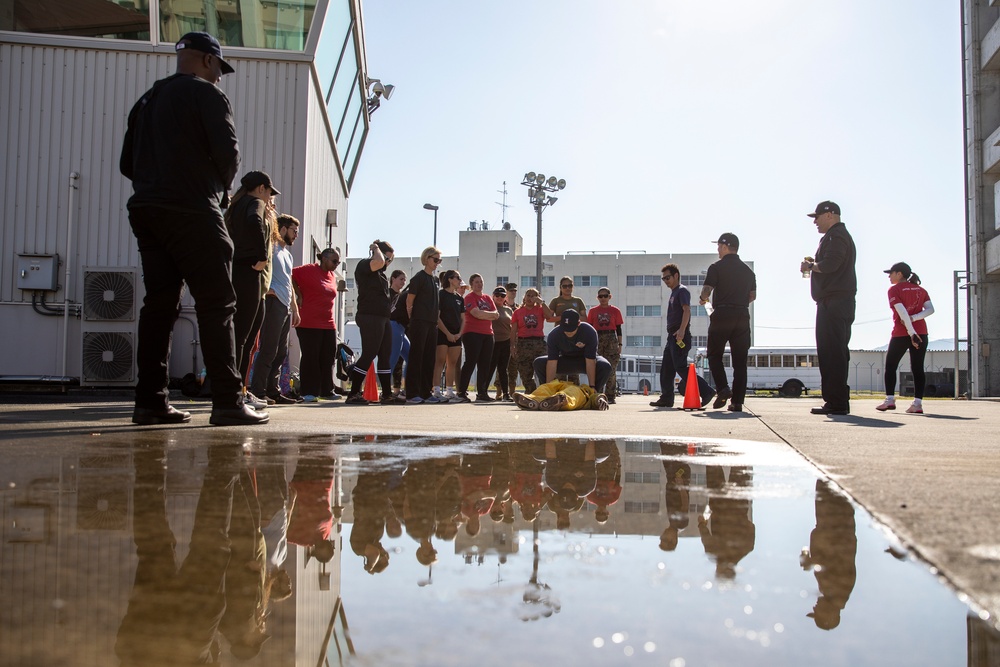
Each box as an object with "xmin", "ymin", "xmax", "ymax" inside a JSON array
[
  {"xmin": 241, "ymin": 170, "xmax": 281, "ymax": 195},
  {"xmin": 807, "ymin": 201, "xmax": 841, "ymax": 217},
  {"xmin": 712, "ymin": 233, "xmax": 740, "ymax": 250},
  {"xmin": 175, "ymin": 32, "xmax": 234, "ymax": 74},
  {"xmin": 884, "ymin": 262, "xmax": 911, "ymax": 276},
  {"xmin": 559, "ymin": 309, "xmax": 580, "ymax": 332},
  {"xmin": 493, "ymin": 286, "xmax": 507, "ymax": 298}
]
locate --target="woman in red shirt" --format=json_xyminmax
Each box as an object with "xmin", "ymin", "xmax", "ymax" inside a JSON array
[
  {"xmin": 457, "ymin": 274, "xmax": 499, "ymax": 402},
  {"xmin": 291, "ymin": 249, "xmax": 341, "ymax": 402},
  {"xmin": 876, "ymin": 262, "xmax": 934, "ymax": 414}
]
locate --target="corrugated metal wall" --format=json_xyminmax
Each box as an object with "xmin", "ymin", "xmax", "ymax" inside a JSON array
[{"xmin": 0, "ymin": 41, "xmax": 350, "ymax": 379}]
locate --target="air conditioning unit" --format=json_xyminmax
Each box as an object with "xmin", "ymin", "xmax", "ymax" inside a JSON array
[
  {"xmin": 83, "ymin": 268, "xmax": 136, "ymax": 321},
  {"xmin": 80, "ymin": 267, "xmax": 138, "ymax": 386},
  {"xmin": 82, "ymin": 330, "xmax": 135, "ymax": 384}
]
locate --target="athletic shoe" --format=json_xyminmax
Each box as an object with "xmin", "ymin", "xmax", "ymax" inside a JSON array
[
  {"xmin": 712, "ymin": 387, "xmax": 732, "ymax": 410},
  {"xmin": 810, "ymin": 405, "xmax": 849, "ymax": 416},
  {"xmin": 502, "ymin": 395, "xmax": 513, "ymax": 402},
  {"xmin": 243, "ymin": 391, "xmax": 268, "ymax": 410},
  {"xmin": 596, "ymin": 394, "xmax": 610, "ymax": 411},
  {"xmin": 906, "ymin": 403, "xmax": 923, "ymax": 414},
  {"xmin": 538, "ymin": 393, "xmax": 567, "ymax": 411},
  {"xmin": 476, "ymin": 395, "xmax": 496, "ymax": 403},
  {"xmin": 269, "ymin": 394, "xmax": 299, "ymax": 405},
  {"xmin": 381, "ymin": 395, "xmax": 407, "ymax": 405},
  {"xmin": 407, "ymin": 396, "xmax": 424, "ymax": 404},
  {"xmin": 875, "ymin": 400, "xmax": 896, "ymax": 411},
  {"xmin": 324, "ymin": 393, "xmax": 343, "ymax": 401},
  {"xmin": 425, "ymin": 395, "xmax": 444, "ymax": 404},
  {"xmin": 512, "ymin": 392, "xmax": 538, "ymax": 410},
  {"xmin": 345, "ymin": 394, "xmax": 370, "ymax": 405},
  {"xmin": 452, "ymin": 393, "xmax": 472, "ymax": 404},
  {"xmin": 605, "ymin": 395, "xmax": 616, "ymax": 405},
  {"xmin": 649, "ymin": 396, "xmax": 673, "ymax": 408},
  {"xmin": 432, "ymin": 387, "xmax": 445, "ymax": 401},
  {"xmin": 301, "ymin": 394, "xmax": 319, "ymax": 403}
]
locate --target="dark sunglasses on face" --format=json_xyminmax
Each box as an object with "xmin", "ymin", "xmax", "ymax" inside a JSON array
[
  {"xmin": 431, "ymin": 257, "xmax": 442, "ymax": 263},
  {"xmin": 561, "ymin": 284, "xmax": 572, "ymax": 288},
  {"xmin": 598, "ymin": 294, "xmax": 610, "ymax": 298}
]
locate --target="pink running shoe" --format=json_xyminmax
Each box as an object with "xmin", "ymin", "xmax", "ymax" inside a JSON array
[
  {"xmin": 875, "ymin": 400, "xmax": 896, "ymax": 411},
  {"xmin": 906, "ymin": 404, "xmax": 923, "ymax": 414}
]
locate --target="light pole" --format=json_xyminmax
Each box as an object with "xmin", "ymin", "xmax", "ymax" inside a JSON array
[
  {"xmin": 423, "ymin": 203, "xmax": 439, "ymax": 247},
  {"xmin": 520, "ymin": 172, "xmax": 566, "ymax": 296}
]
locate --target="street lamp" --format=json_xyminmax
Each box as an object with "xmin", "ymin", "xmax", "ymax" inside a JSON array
[
  {"xmin": 423, "ymin": 203, "xmax": 439, "ymax": 247},
  {"xmin": 520, "ymin": 172, "xmax": 566, "ymax": 296}
]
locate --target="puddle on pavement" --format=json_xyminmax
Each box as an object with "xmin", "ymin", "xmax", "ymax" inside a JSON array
[{"xmin": 1, "ymin": 432, "xmax": 999, "ymax": 666}]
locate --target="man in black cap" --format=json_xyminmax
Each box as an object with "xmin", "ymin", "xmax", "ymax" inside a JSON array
[
  {"xmin": 800, "ymin": 201, "xmax": 856, "ymax": 416},
  {"xmin": 120, "ymin": 32, "xmax": 267, "ymax": 426},
  {"xmin": 532, "ymin": 309, "xmax": 613, "ymax": 395},
  {"xmin": 700, "ymin": 233, "xmax": 756, "ymax": 412}
]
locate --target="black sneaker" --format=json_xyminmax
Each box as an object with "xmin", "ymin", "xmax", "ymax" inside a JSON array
[
  {"xmin": 381, "ymin": 395, "xmax": 407, "ymax": 405},
  {"xmin": 132, "ymin": 406, "xmax": 192, "ymax": 425},
  {"xmin": 727, "ymin": 403, "xmax": 743, "ymax": 412},
  {"xmin": 475, "ymin": 395, "xmax": 496, "ymax": 403},
  {"xmin": 649, "ymin": 396, "xmax": 673, "ymax": 408},
  {"xmin": 345, "ymin": 394, "xmax": 370, "ymax": 405},
  {"xmin": 269, "ymin": 394, "xmax": 299, "ymax": 405}
]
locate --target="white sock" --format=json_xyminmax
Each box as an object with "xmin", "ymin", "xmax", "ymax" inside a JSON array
[
  {"xmin": 913, "ymin": 398, "xmax": 922, "ymax": 407},
  {"xmin": 885, "ymin": 395, "xmax": 895, "ymax": 403}
]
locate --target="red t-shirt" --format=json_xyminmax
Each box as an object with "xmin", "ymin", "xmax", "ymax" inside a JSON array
[
  {"xmin": 587, "ymin": 305, "xmax": 623, "ymax": 332},
  {"xmin": 292, "ymin": 263, "xmax": 337, "ymax": 329},
  {"xmin": 512, "ymin": 305, "xmax": 545, "ymax": 338},
  {"xmin": 888, "ymin": 282, "xmax": 930, "ymax": 338},
  {"xmin": 463, "ymin": 292, "xmax": 496, "ymax": 336},
  {"xmin": 287, "ymin": 479, "xmax": 333, "ymax": 546}
]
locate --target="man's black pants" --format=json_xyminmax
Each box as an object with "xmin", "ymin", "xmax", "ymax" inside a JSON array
[
  {"xmin": 815, "ymin": 298, "xmax": 855, "ymax": 410},
  {"xmin": 659, "ymin": 330, "xmax": 715, "ymax": 406},
  {"xmin": 706, "ymin": 306, "xmax": 751, "ymax": 405},
  {"xmin": 250, "ymin": 294, "xmax": 291, "ymax": 398},
  {"xmin": 128, "ymin": 206, "xmax": 242, "ymax": 410}
]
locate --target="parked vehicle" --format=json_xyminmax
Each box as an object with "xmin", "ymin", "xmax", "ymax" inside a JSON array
[{"xmin": 694, "ymin": 347, "xmax": 820, "ymax": 397}]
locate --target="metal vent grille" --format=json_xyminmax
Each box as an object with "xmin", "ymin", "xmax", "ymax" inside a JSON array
[{"xmin": 83, "ymin": 270, "xmax": 135, "ymax": 321}]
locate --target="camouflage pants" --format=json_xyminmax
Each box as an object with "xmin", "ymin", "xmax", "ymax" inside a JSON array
[
  {"xmin": 597, "ymin": 333, "xmax": 621, "ymax": 396},
  {"xmin": 512, "ymin": 337, "xmax": 547, "ymax": 394}
]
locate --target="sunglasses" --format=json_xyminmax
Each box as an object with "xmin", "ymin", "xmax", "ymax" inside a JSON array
[
  {"xmin": 561, "ymin": 284, "xmax": 572, "ymax": 288},
  {"xmin": 431, "ymin": 257, "xmax": 442, "ymax": 264},
  {"xmin": 598, "ymin": 294, "xmax": 610, "ymax": 298}
]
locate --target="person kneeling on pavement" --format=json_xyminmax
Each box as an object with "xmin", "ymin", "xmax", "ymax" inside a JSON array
[
  {"xmin": 531, "ymin": 309, "xmax": 613, "ymax": 400},
  {"xmin": 513, "ymin": 379, "xmax": 609, "ymax": 411}
]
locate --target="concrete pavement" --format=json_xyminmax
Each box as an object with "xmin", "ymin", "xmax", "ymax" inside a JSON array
[{"xmin": 1, "ymin": 392, "xmax": 998, "ymax": 628}]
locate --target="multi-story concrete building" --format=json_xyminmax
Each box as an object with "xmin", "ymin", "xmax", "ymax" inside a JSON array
[
  {"xmin": 343, "ymin": 223, "xmax": 753, "ymax": 359},
  {"xmin": 961, "ymin": 0, "xmax": 1000, "ymax": 396},
  {"xmin": 1, "ymin": 0, "xmax": 378, "ymax": 386}
]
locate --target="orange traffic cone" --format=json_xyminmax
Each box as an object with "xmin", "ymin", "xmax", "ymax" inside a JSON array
[
  {"xmin": 682, "ymin": 363, "xmax": 703, "ymax": 410},
  {"xmin": 643, "ymin": 384, "xmax": 649, "ymax": 396},
  {"xmin": 363, "ymin": 362, "xmax": 380, "ymax": 402}
]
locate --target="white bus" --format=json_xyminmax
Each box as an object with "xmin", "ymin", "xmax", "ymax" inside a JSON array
[
  {"xmin": 615, "ymin": 347, "xmax": 822, "ymax": 397},
  {"xmin": 694, "ymin": 346, "xmax": 821, "ymax": 397}
]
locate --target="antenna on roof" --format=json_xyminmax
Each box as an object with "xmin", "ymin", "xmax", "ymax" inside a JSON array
[{"xmin": 495, "ymin": 181, "xmax": 510, "ymax": 228}]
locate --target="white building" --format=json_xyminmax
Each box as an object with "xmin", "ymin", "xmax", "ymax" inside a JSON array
[
  {"xmin": 343, "ymin": 223, "xmax": 754, "ymax": 359},
  {"xmin": 1, "ymin": 0, "xmax": 379, "ymax": 386}
]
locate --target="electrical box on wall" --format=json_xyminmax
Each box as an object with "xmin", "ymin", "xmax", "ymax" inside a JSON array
[{"xmin": 16, "ymin": 254, "xmax": 59, "ymax": 291}]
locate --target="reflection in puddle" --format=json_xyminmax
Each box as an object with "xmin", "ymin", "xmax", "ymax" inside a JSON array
[{"xmin": 1, "ymin": 433, "xmax": 998, "ymax": 666}]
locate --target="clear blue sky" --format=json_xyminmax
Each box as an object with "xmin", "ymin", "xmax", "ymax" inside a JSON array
[{"xmin": 348, "ymin": 1, "xmax": 966, "ymax": 349}]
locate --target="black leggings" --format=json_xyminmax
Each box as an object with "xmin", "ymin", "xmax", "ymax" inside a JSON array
[
  {"xmin": 460, "ymin": 332, "xmax": 494, "ymax": 397},
  {"xmin": 350, "ymin": 314, "xmax": 393, "ymax": 397},
  {"xmin": 884, "ymin": 334, "xmax": 928, "ymax": 398},
  {"xmin": 489, "ymin": 339, "xmax": 511, "ymax": 396}
]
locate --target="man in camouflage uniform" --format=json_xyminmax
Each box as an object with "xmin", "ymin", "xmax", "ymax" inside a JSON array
[
  {"xmin": 505, "ymin": 282, "xmax": 520, "ymax": 393},
  {"xmin": 587, "ymin": 288, "xmax": 623, "ymax": 403},
  {"xmin": 510, "ymin": 288, "xmax": 551, "ymax": 394}
]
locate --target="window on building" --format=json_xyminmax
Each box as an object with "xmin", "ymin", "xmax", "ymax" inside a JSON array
[
  {"xmin": 574, "ymin": 275, "xmax": 608, "ymax": 287},
  {"xmin": 626, "ymin": 305, "xmax": 661, "ymax": 317},
  {"xmin": 624, "ymin": 440, "xmax": 659, "ymax": 453},
  {"xmin": 497, "ymin": 242, "xmax": 510, "ymax": 253},
  {"xmin": 5, "ymin": 0, "xmax": 151, "ymax": 40},
  {"xmin": 162, "ymin": 0, "xmax": 317, "ymax": 49},
  {"xmin": 520, "ymin": 276, "xmax": 554, "ymax": 287},
  {"xmin": 626, "ymin": 335, "xmax": 662, "ymax": 347},
  {"xmin": 624, "ymin": 501, "xmax": 661, "ymax": 514},
  {"xmin": 626, "ymin": 275, "xmax": 660, "ymax": 287},
  {"xmin": 624, "ymin": 472, "xmax": 661, "ymax": 484},
  {"xmin": 681, "ymin": 274, "xmax": 706, "ymax": 286},
  {"xmin": 692, "ymin": 305, "xmax": 709, "ymax": 317},
  {"xmin": 345, "ymin": 278, "xmax": 355, "ymax": 290},
  {"xmin": 692, "ymin": 335, "xmax": 708, "ymax": 348},
  {"xmin": 496, "ymin": 276, "xmax": 509, "ymax": 288}
]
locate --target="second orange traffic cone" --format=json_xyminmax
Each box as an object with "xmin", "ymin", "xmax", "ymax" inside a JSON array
[
  {"xmin": 363, "ymin": 362, "xmax": 380, "ymax": 402},
  {"xmin": 682, "ymin": 363, "xmax": 703, "ymax": 410}
]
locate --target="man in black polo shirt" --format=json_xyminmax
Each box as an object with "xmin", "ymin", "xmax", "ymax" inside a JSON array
[
  {"xmin": 800, "ymin": 201, "xmax": 856, "ymax": 416},
  {"xmin": 700, "ymin": 233, "xmax": 756, "ymax": 412}
]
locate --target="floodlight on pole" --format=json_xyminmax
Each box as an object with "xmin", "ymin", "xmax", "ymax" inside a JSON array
[{"xmin": 520, "ymin": 171, "xmax": 567, "ymax": 297}]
